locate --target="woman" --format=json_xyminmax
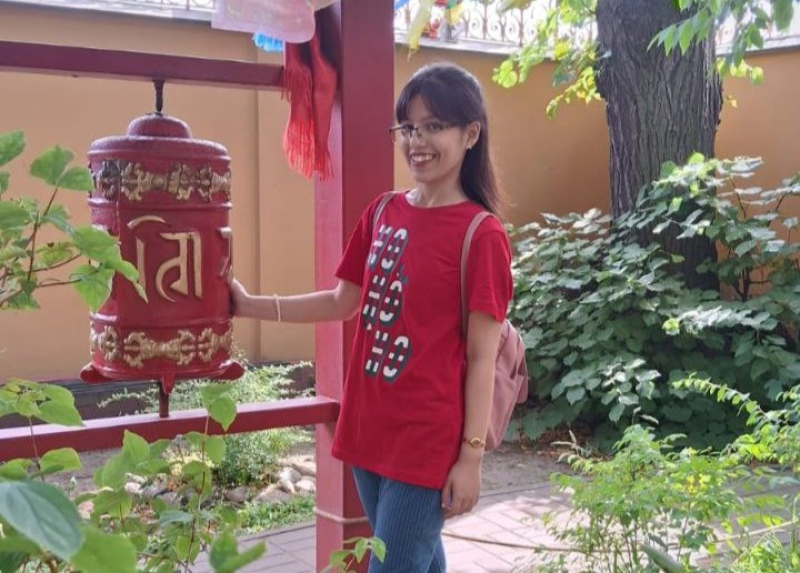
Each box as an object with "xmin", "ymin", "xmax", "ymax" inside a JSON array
[{"xmin": 231, "ymin": 61, "xmax": 513, "ymax": 572}]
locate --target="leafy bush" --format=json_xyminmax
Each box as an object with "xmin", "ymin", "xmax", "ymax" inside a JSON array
[
  {"xmin": 510, "ymin": 155, "xmax": 800, "ymax": 447},
  {"xmin": 722, "ymin": 533, "xmax": 800, "ymax": 572},
  {"xmin": 0, "ymin": 131, "xmax": 140, "ymax": 311},
  {"xmin": 0, "ymin": 380, "xmax": 265, "ymax": 572},
  {"xmin": 526, "ymin": 378, "xmax": 798, "ymax": 573},
  {"xmin": 530, "ymin": 424, "xmax": 746, "ymax": 572},
  {"xmin": 128, "ymin": 363, "xmax": 309, "ymax": 485}
]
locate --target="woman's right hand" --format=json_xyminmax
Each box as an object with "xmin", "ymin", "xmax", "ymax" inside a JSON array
[{"xmin": 229, "ymin": 278, "xmax": 250, "ymax": 317}]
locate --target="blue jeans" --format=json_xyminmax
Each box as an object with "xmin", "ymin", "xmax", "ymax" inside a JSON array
[{"xmin": 351, "ymin": 466, "xmax": 446, "ymax": 572}]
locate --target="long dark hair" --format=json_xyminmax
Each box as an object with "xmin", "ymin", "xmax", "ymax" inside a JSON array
[{"xmin": 395, "ymin": 61, "xmax": 504, "ymax": 217}]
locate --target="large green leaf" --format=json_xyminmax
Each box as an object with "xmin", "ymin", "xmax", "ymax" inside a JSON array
[
  {"xmin": 58, "ymin": 166, "xmax": 94, "ymax": 192},
  {"xmin": 0, "ymin": 533, "xmax": 40, "ymax": 553},
  {"xmin": 609, "ymin": 402, "xmax": 626, "ymax": 423},
  {"xmin": 37, "ymin": 448, "xmax": 81, "ymax": 475},
  {"xmin": 0, "ymin": 202, "xmax": 30, "ymax": 230},
  {"xmin": 97, "ymin": 451, "xmax": 131, "ymax": 490},
  {"xmin": 37, "ymin": 400, "xmax": 83, "ymax": 427},
  {"xmin": 91, "ymin": 489, "xmax": 132, "ymax": 518},
  {"xmin": 205, "ymin": 435, "xmax": 226, "ymax": 465},
  {"xmin": 71, "ymin": 264, "xmax": 114, "ymax": 312},
  {"xmin": 158, "ymin": 510, "xmax": 194, "ymax": 526},
  {"xmin": 70, "ymin": 526, "xmax": 137, "ymax": 573},
  {"xmin": 200, "ymin": 383, "xmax": 234, "ymax": 407},
  {"xmin": 41, "ymin": 383, "xmax": 75, "ymax": 406},
  {"xmin": 0, "ymin": 551, "xmax": 27, "ymax": 573},
  {"xmin": 35, "ymin": 242, "xmax": 75, "ymax": 270},
  {"xmin": 0, "ymin": 131, "xmax": 25, "ymax": 168},
  {"xmin": 29, "ymin": 145, "xmax": 73, "ymax": 186},
  {"xmin": 41, "ymin": 204, "xmax": 73, "ymax": 233},
  {"xmin": 107, "ymin": 258, "xmax": 139, "ymax": 283},
  {"xmin": 208, "ymin": 396, "xmax": 237, "ymax": 431},
  {"xmin": 71, "ymin": 226, "xmax": 120, "ymax": 264},
  {"xmin": 640, "ymin": 544, "xmax": 683, "ymax": 573},
  {"xmin": 0, "ymin": 459, "xmax": 32, "ymax": 480},
  {"xmin": 209, "ymin": 530, "xmax": 265, "ymax": 573},
  {"xmin": 0, "ymin": 481, "xmax": 83, "ymax": 561},
  {"xmin": 0, "ymin": 246, "xmax": 27, "ymax": 264},
  {"xmin": 122, "ymin": 430, "xmax": 149, "ymax": 464}
]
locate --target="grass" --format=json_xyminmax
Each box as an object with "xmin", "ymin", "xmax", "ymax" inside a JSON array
[{"xmin": 237, "ymin": 496, "xmax": 316, "ymax": 533}]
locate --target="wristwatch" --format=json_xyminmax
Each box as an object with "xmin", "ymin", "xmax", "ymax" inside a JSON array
[{"xmin": 463, "ymin": 436, "xmax": 486, "ymax": 448}]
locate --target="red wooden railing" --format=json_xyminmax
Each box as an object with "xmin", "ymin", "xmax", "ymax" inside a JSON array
[{"xmin": 0, "ymin": 1, "xmax": 395, "ymax": 570}]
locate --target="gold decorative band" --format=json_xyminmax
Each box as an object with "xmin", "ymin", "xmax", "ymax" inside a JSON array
[
  {"xmin": 90, "ymin": 324, "xmax": 233, "ymax": 368},
  {"xmin": 94, "ymin": 160, "xmax": 231, "ymax": 202},
  {"xmin": 89, "ymin": 325, "xmax": 119, "ymax": 362}
]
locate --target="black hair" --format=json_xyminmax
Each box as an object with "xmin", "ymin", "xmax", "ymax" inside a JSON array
[{"xmin": 395, "ymin": 61, "xmax": 504, "ymax": 216}]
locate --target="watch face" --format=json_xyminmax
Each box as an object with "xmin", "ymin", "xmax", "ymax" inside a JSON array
[{"xmin": 469, "ymin": 438, "xmax": 483, "ymax": 447}]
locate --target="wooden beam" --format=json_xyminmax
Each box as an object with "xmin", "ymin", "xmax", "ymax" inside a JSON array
[
  {"xmin": 0, "ymin": 41, "xmax": 282, "ymax": 89},
  {"xmin": 313, "ymin": 1, "xmax": 396, "ymax": 570},
  {"xmin": 0, "ymin": 396, "xmax": 339, "ymax": 461}
]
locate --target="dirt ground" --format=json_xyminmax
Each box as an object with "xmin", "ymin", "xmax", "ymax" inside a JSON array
[{"xmin": 480, "ymin": 441, "xmax": 565, "ymax": 491}]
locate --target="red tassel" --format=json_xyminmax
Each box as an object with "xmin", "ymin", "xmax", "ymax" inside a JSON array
[
  {"xmin": 308, "ymin": 28, "xmax": 337, "ymax": 181},
  {"xmin": 281, "ymin": 14, "xmax": 338, "ymax": 181},
  {"xmin": 282, "ymin": 43, "xmax": 315, "ymax": 178}
]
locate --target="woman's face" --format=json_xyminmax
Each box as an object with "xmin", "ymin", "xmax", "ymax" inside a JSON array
[{"xmin": 398, "ymin": 96, "xmax": 478, "ymax": 194}]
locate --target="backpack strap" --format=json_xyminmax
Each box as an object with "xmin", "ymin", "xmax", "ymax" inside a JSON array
[
  {"xmin": 460, "ymin": 211, "xmax": 494, "ymax": 337},
  {"xmin": 371, "ymin": 192, "xmax": 398, "ymax": 235}
]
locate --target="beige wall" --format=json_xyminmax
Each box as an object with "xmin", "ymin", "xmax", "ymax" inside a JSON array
[{"xmin": 1, "ymin": 4, "xmax": 799, "ymax": 382}]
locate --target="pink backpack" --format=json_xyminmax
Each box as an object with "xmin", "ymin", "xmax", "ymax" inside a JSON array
[
  {"xmin": 372, "ymin": 194, "xmax": 529, "ymax": 451},
  {"xmin": 461, "ymin": 212, "xmax": 529, "ymax": 450}
]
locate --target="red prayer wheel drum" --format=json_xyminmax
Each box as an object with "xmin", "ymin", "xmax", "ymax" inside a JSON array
[{"xmin": 80, "ymin": 113, "xmax": 244, "ymax": 396}]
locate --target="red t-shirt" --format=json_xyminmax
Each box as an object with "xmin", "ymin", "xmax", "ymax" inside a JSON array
[{"xmin": 332, "ymin": 191, "xmax": 513, "ymax": 489}]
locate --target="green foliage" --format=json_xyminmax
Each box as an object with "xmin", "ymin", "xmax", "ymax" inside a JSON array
[
  {"xmin": 489, "ymin": 0, "xmax": 789, "ymax": 113},
  {"xmin": 654, "ymin": 0, "xmax": 796, "ymax": 82},
  {"xmin": 511, "ymin": 156, "xmax": 800, "ymax": 446},
  {"xmin": 0, "ymin": 379, "xmax": 267, "ymax": 572},
  {"xmin": 0, "ymin": 481, "xmax": 85, "ymax": 562},
  {"xmin": 126, "ymin": 364, "xmax": 308, "ymax": 485},
  {"xmin": 532, "ymin": 379, "xmax": 799, "ymax": 572},
  {"xmin": 531, "ymin": 425, "xmax": 747, "ymax": 572},
  {"xmin": 208, "ymin": 530, "xmax": 265, "ymax": 573},
  {"xmin": 324, "ymin": 537, "xmax": 386, "ymax": 573},
  {"xmin": 723, "ymin": 533, "xmax": 800, "ymax": 572},
  {"xmin": 0, "ymin": 131, "xmax": 141, "ymax": 311},
  {"xmin": 492, "ymin": 0, "xmax": 600, "ymax": 116}
]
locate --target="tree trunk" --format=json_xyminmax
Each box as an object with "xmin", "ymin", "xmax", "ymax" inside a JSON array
[{"xmin": 595, "ymin": 0, "xmax": 721, "ymax": 290}]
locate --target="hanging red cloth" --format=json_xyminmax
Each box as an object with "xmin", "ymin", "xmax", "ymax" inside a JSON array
[{"xmin": 281, "ymin": 12, "xmax": 337, "ymax": 181}]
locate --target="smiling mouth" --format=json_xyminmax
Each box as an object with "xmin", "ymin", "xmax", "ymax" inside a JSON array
[{"xmin": 410, "ymin": 153, "xmax": 436, "ymax": 165}]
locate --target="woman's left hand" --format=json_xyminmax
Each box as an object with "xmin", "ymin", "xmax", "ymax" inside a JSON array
[{"xmin": 441, "ymin": 455, "xmax": 482, "ymax": 518}]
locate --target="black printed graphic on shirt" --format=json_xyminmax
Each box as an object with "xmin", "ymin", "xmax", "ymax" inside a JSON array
[{"xmin": 362, "ymin": 223, "xmax": 411, "ymax": 383}]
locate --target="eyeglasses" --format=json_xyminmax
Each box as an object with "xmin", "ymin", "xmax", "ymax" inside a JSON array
[{"xmin": 388, "ymin": 121, "xmax": 459, "ymax": 142}]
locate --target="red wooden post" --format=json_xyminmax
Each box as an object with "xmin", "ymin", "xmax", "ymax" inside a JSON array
[{"xmin": 313, "ymin": 1, "xmax": 395, "ymax": 570}]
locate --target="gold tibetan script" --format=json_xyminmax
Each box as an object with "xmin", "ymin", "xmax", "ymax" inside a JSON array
[{"xmin": 128, "ymin": 216, "xmax": 202, "ymax": 302}]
